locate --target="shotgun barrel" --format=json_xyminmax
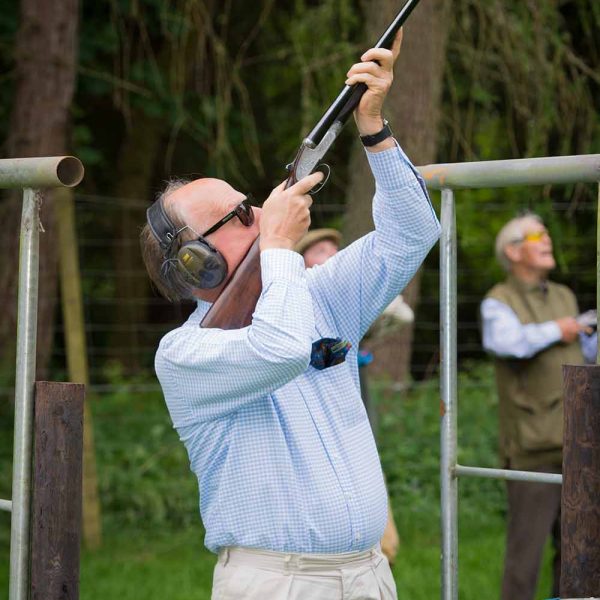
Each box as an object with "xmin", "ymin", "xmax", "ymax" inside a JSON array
[
  {"xmin": 201, "ymin": 0, "xmax": 422, "ymax": 330},
  {"xmin": 305, "ymin": 0, "xmax": 421, "ymax": 148}
]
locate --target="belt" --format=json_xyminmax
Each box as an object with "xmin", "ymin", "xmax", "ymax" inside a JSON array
[{"xmin": 218, "ymin": 545, "xmax": 382, "ymax": 573}]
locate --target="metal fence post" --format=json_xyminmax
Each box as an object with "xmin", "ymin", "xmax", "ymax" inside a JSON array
[
  {"xmin": 440, "ymin": 188, "xmax": 458, "ymax": 600},
  {"xmin": 9, "ymin": 188, "xmax": 41, "ymax": 600}
]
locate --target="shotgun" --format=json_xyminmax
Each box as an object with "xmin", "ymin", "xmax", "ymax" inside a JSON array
[{"xmin": 201, "ymin": 0, "xmax": 422, "ymax": 330}]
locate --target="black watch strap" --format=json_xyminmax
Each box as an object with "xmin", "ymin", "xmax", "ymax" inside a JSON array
[{"xmin": 359, "ymin": 119, "xmax": 393, "ymax": 147}]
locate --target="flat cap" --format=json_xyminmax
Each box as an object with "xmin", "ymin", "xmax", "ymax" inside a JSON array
[{"xmin": 295, "ymin": 228, "xmax": 342, "ymax": 256}]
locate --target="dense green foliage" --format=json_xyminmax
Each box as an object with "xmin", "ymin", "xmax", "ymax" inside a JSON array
[
  {"xmin": 1, "ymin": 0, "xmax": 598, "ymax": 381},
  {"xmin": 1, "ymin": 363, "xmax": 559, "ymax": 598}
]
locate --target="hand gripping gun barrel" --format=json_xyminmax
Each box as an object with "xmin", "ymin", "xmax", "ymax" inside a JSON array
[{"xmin": 201, "ymin": 0, "xmax": 421, "ymax": 330}]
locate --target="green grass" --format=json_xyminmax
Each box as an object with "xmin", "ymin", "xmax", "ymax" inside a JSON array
[{"xmin": 0, "ymin": 362, "xmax": 556, "ymax": 599}]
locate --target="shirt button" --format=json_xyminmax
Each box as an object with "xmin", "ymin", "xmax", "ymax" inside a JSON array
[
  {"xmin": 355, "ymin": 533, "xmax": 361, "ymax": 541},
  {"xmin": 345, "ymin": 492, "xmax": 353, "ymax": 500}
]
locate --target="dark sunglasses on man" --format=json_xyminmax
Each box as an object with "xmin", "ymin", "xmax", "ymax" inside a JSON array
[{"xmin": 201, "ymin": 195, "xmax": 255, "ymax": 238}]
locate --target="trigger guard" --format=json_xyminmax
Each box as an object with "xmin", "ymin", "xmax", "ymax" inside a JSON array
[{"xmin": 309, "ymin": 164, "xmax": 331, "ymax": 196}]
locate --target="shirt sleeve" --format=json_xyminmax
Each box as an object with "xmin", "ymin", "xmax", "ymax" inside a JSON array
[
  {"xmin": 305, "ymin": 142, "xmax": 440, "ymax": 345},
  {"xmin": 580, "ymin": 331, "xmax": 598, "ymax": 364},
  {"xmin": 480, "ymin": 297, "xmax": 562, "ymax": 359},
  {"xmin": 155, "ymin": 249, "xmax": 315, "ymax": 425}
]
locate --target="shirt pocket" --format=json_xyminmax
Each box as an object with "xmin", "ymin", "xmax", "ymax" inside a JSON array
[
  {"xmin": 314, "ymin": 360, "xmax": 367, "ymax": 428},
  {"xmin": 513, "ymin": 392, "xmax": 563, "ymax": 452}
]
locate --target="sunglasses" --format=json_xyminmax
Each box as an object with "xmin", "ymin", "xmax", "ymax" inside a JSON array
[
  {"xmin": 510, "ymin": 230, "xmax": 548, "ymax": 245},
  {"xmin": 201, "ymin": 195, "xmax": 255, "ymax": 238},
  {"xmin": 523, "ymin": 231, "xmax": 547, "ymax": 243}
]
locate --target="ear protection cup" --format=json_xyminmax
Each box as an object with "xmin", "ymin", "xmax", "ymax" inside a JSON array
[
  {"xmin": 147, "ymin": 197, "xmax": 229, "ymax": 291},
  {"xmin": 176, "ymin": 238, "xmax": 228, "ymax": 290}
]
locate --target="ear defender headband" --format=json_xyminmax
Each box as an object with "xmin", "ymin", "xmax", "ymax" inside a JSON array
[{"xmin": 146, "ymin": 199, "xmax": 228, "ymax": 291}]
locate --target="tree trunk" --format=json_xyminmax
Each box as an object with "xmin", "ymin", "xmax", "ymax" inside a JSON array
[
  {"xmin": 1, "ymin": 0, "xmax": 79, "ymax": 379},
  {"xmin": 110, "ymin": 113, "xmax": 164, "ymax": 372},
  {"xmin": 342, "ymin": 0, "xmax": 450, "ymax": 383}
]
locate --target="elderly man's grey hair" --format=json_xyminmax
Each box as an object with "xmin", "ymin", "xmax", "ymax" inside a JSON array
[
  {"xmin": 140, "ymin": 178, "xmax": 195, "ymax": 302},
  {"xmin": 495, "ymin": 213, "xmax": 544, "ymax": 271}
]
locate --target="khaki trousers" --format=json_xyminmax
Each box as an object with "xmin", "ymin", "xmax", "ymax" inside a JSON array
[{"xmin": 212, "ymin": 545, "xmax": 397, "ymax": 600}]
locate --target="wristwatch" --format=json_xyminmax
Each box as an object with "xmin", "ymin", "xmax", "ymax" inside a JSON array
[{"xmin": 359, "ymin": 119, "xmax": 393, "ymax": 147}]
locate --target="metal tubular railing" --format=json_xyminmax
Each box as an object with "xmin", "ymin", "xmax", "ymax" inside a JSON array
[
  {"xmin": 415, "ymin": 153, "xmax": 600, "ymax": 600},
  {"xmin": 439, "ymin": 188, "xmax": 458, "ymax": 600},
  {"xmin": 2, "ymin": 157, "xmax": 84, "ymax": 600}
]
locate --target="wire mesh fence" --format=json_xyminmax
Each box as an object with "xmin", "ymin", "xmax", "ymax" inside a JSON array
[
  {"xmin": 0, "ymin": 182, "xmax": 596, "ymax": 531},
  {"xmin": 0, "ymin": 185, "xmax": 596, "ymax": 399}
]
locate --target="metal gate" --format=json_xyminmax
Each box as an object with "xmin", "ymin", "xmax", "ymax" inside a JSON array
[
  {"xmin": 2, "ymin": 154, "xmax": 598, "ymax": 599},
  {"xmin": 418, "ymin": 154, "xmax": 600, "ymax": 600},
  {"xmin": 0, "ymin": 156, "xmax": 84, "ymax": 600}
]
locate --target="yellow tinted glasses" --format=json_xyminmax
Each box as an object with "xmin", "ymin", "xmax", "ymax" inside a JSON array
[{"xmin": 523, "ymin": 231, "xmax": 547, "ymax": 243}]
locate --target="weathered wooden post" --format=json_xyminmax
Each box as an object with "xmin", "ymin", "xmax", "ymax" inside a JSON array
[
  {"xmin": 559, "ymin": 179, "xmax": 600, "ymax": 599},
  {"xmin": 30, "ymin": 381, "xmax": 84, "ymax": 600}
]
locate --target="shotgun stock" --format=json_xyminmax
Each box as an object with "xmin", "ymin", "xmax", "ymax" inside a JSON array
[{"xmin": 201, "ymin": 0, "xmax": 421, "ymax": 330}]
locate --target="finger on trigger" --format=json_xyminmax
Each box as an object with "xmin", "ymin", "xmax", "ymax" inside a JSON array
[{"xmin": 296, "ymin": 170, "xmax": 324, "ymax": 193}]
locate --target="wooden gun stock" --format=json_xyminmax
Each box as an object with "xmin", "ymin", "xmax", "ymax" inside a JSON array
[{"xmin": 200, "ymin": 237, "xmax": 262, "ymax": 329}]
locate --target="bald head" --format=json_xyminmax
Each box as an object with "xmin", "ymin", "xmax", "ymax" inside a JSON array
[{"xmin": 166, "ymin": 178, "xmax": 246, "ymax": 235}]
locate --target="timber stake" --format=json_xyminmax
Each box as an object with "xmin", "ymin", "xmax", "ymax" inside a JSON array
[
  {"xmin": 30, "ymin": 381, "xmax": 84, "ymax": 600},
  {"xmin": 561, "ymin": 364, "xmax": 600, "ymax": 598}
]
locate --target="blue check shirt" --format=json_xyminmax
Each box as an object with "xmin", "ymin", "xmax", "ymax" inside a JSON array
[{"xmin": 155, "ymin": 143, "xmax": 440, "ymax": 554}]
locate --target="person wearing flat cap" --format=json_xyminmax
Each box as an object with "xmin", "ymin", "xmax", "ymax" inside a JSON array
[{"xmin": 296, "ymin": 228, "xmax": 414, "ymax": 566}]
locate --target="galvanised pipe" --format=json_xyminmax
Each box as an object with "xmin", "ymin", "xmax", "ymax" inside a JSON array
[
  {"xmin": 418, "ymin": 154, "xmax": 600, "ymax": 190},
  {"xmin": 440, "ymin": 188, "xmax": 458, "ymax": 600},
  {"xmin": 455, "ymin": 465, "xmax": 562, "ymax": 485},
  {"xmin": 9, "ymin": 189, "xmax": 41, "ymax": 600},
  {"xmin": 0, "ymin": 156, "xmax": 84, "ymax": 189},
  {"xmin": 0, "ymin": 499, "xmax": 12, "ymax": 512}
]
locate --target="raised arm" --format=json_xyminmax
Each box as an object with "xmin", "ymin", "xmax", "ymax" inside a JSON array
[{"xmin": 307, "ymin": 144, "xmax": 439, "ymax": 344}]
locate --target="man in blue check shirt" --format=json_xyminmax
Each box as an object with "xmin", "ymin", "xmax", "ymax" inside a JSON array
[{"xmin": 141, "ymin": 29, "xmax": 440, "ymax": 600}]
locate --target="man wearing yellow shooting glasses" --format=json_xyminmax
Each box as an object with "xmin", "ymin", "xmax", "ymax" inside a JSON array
[
  {"xmin": 481, "ymin": 213, "xmax": 597, "ymax": 600},
  {"xmin": 141, "ymin": 29, "xmax": 440, "ymax": 600}
]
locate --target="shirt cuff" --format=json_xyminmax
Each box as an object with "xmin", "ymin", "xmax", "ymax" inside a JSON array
[
  {"xmin": 365, "ymin": 140, "xmax": 423, "ymax": 192},
  {"xmin": 541, "ymin": 320, "xmax": 562, "ymax": 345},
  {"xmin": 260, "ymin": 248, "xmax": 307, "ymax": 287}
]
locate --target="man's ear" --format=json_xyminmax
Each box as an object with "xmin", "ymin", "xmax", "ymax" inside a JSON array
[{"xmin": 503, "ymin": 243, "xmax": 521, "ymax": 264}]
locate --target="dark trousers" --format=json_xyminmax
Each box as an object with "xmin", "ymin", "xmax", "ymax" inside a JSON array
[{"xmin": 501, "ymin": 465, "xmax": 562, "ymax": 600}]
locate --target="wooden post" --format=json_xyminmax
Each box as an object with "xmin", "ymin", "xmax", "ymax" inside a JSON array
[
  {"xmin": 55, "ymin": 187, "xmax": 102, "ymax": 549},
  {"xmin": 561, "ymin": 364, "xmax": 600, "ymax": 598},
  {"xmin": 30, "ymin": 381, "xmax": 84, "ymax": 600}
]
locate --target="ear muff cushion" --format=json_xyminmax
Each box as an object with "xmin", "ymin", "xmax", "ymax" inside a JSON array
[{"xmin": 176, "ymin": 241, "xmax": 228, "ymax": 289}]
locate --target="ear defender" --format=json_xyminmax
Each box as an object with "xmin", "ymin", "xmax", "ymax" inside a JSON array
[
  {"xmin": 147, "ymin": 197, "xmax": 228, "ymax": 291},
  {"xmin": 176, "ymin": 239, "xmax": 228, "ymax": 289}
]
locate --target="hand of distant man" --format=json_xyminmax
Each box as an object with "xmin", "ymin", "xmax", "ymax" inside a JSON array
[
  {"xmin": 259, "ymin": 171, "xmax": 324, "ymax": 252},
  {"xmin": 345, "ymin": 28, "xmax": 403, "ymax": 148},
  {"xmin": 556, "ymin": 316, "xmax": 587, "ymax": 343}
]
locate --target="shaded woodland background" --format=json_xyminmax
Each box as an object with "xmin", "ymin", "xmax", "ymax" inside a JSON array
[
  {"xmin": 0, "ymin": 0, "xmax": 598, "ymax": 390},
  {"xmin": 0, "ymin": 0, "xmax": 599, "ymax": 566}
]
